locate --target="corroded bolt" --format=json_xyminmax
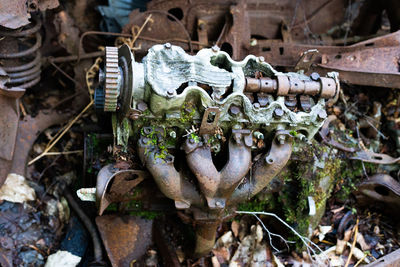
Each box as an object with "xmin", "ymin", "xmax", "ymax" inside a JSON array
[
  {"xmin": 253, "ymin": 103, "xmax": 260, "ymax": 109},
  {"xmin": 167, "ymin": 89, "xmax": 175, "ymax": 96},
  {"xmin": 277, "ymin": 134, "xmax": 286, "ymax": 144},
  {"xmin": 317, "ymin": 109, "xmax": 327, "ymax": 120},
  {"xmin": 137, "ymin": 101, "xmax": 148, "ymax": 112},
  {"xmin": 164, "ymin": 43, "xmax": 172, "ymax": 49},
  {"xmin": 310, "ymin": 72, "xmax": 320, "ymax": 81},
  {"xmin": 253, "ymin": 131, "xmax": 264, "ymax": 139},
  {"xmin": 273, "ymin": 108, "xmax": 284, "ymax": 118},
  {"xmin": 229, "ymin": 105, "xmax": 240, "ymax": 116},
  {"xmin": 211, "ymin": 45, "xmax": 220, "ymax": 52}
]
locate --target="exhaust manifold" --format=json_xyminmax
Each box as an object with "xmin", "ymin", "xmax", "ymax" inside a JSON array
[{"xmin": 93, "ymin": 43, "xmax": 339, "ymax": 256}]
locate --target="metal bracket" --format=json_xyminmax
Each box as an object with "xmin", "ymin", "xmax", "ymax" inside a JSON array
[
  {"xmin": 294, "ymin": 49, "xmax": 319, "ymax": 72},
  {"xmin": 199, "ymin": 107, "xmax": 221, "ymax": 136},
  {"xmin": 96, "ymin": 164, "xmax": 151, "ymax": 215}
]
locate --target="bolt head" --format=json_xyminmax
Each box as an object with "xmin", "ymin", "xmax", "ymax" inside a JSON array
[
  {"xmin": 167, "ymin": 89, "xmax": 175, "ymax": 96},
  {"xmin": 310, "ymin": 72, "xmax": 320, "ymax": 81},
  {"xmin": 169, "ymin": 131, "xmax": 176, "ymax": 138},
  {"xmin": 137, "ymin": 101, "xmax": 148, "ymax": 112},
  {"xmin": 277, "ymin": 134, "xmax": 286, "ymax": 144},
  {"xmin": 273, "ymin": 108, "xmax": 284, "ymax": 118},
  {"xmin": 253, "ymin": 103, "xmax": 260, "ymax": 109},
  {"xmin": 253, "ymin": 131, "xmax": 264, "ymax": 140},
  {"xmin": 318, "ymin": 109, "xmax": 327, "ymax": 120},
  {"xmin": 229, "ymin": 105, "xmax": 240, "ymax": 115},
  {"xmin": 259, "ymin": 56, "xmax": 265, "ymax": 62},
  {"xmin": 164, "ymin": 43, "xmax": 172, "ymax": 49}
]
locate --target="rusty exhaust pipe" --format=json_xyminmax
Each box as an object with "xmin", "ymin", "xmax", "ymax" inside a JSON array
[
  {"xmin": 137, "ymin": 136, "xmax": 204, "ymax": 209},
  {"xmin": 183, "ymin": 131, "xmax": 252, "ymax": 209},
  {"xmin": 231, "ymin": 132, "xmax": 293, "ymax": 204}
]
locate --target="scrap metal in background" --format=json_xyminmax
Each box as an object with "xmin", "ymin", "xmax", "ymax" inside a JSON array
[
  {"xmin": 0, "ymin": 12, "xmax": 45, "ymax": 186},
  {"xmin": 96, "ymin": 215, "xmax": 153, "ymax": 267},
  {"xmin": 119, "ymin": 0, "xmax": 400, "ymax": 89},
  {"xmin": 0, "ymin": 15, "xmax": 42, "ymax": 89},
  {"xmin": 356, "ymin": 174, "xmax": 400, "ymax": 210},
  {"xmin": 0, "ymin": 1, "xmax": 89, "ymax": 187},
  {"xmin": 0, "ymin": 0, "xmax": 59, "ymax": 29},
  {"xmin": 252, "ymin": 32, "xmax": 400, "ymax": 89}
]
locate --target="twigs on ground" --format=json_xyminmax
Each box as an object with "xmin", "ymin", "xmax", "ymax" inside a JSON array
[
  {"xmin": 344, "ymin": 218, "xmax": 359, "ymax": 267},
  {"xmin": 251, "ymin": 211, "xmax": 295, "ymax": 252},
  {"xmin": 354, "ymin": 253, "xmax": 367, "ymax": 267},
  {"xmin": 116, "ymin": 14, "xmax": 153, "ymax": 50},
  {"xmin": 48, "ymin": 59, "xmax": 84, "ymax": 89},
  {"xmin": 28, "ymin": 100, "xmax": 93, "ymax": 165},
  {"xmin": 236, "ymin": 211, "xmax": 328, "ymax": 265},
  {"xmin": 43, "ymin": 150, "xmax": 83, "ymax": 156}
]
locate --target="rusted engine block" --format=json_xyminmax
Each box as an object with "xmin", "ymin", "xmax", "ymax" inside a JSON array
[{"xmin": 92, "ymin": 43, "xmax": 339, "ymax": 256}]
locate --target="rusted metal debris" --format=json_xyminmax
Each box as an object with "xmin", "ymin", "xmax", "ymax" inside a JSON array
[
  {"xmin": 96, "ymin": 164, "xmax": 150, "ymax": 215},
  {"xmin": 318, "ymin": 114, "xmax": 400, "ymax": 164},
  {"xmin": 0, "ymin": 110, "xmax": 73, "ymax": 186},
  {"xmin": 123, "ymin": 0, "xmax": 400, "ymax": 89},
  {"xmin": 0, "ymin": 0, "xmax": 59, "ymax": 29},
  {"xmin": 351, "ymin": 150, "xmax": 400, "ymax": 165},
  {"xmin": 0, "ymin": 9, "xmax": 91, "ymax": 187},
  {"xmin": 153, "ymin": 219, "xmax": 182, "ymax": 267},
  {"xmin": 253, "ymin": 31, "xmax": 400, "ymax": 89},
  {"xmin": 123, "ymin": 0, "xmax": 350, "ymax": 59},
  {"xmin": 91, "ymin": 41, "xmax": 338, "ymax": 256},
  {"xmin": 0, "ymin": 16, "xmax": 42, "ymax": 88},
  {"xmin": 356, "ymin": 174, "xmax": 400, "ymax": 210},
  {"xmin": 364, "ymin": 248, "xmax": 400, "ymax": 267},
  {"xmin": 96, "ymin": 214, "xmax": 153, "ymax": 267}
]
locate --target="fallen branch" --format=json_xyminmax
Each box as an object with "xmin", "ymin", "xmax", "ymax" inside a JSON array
[
  {"xmin": 236, "ymin": 211, "xmax": 328, "ymax": 265},
  {"xmin": 251, "ymin": 212, "xmax": 295, "ymax": 252}
]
